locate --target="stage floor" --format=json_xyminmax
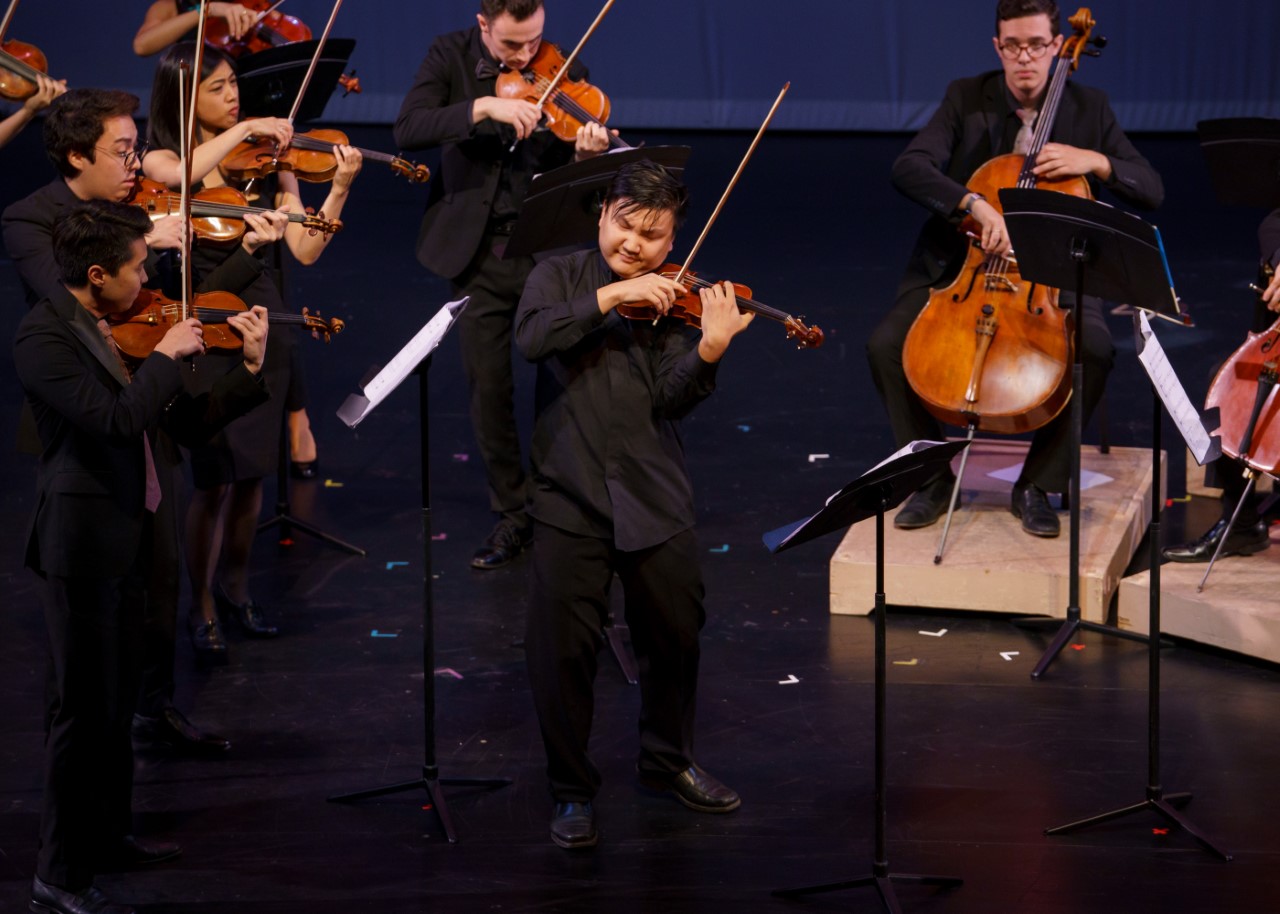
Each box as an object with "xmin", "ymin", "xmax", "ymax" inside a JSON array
[{"xmin": 1, "ymin": 128, "xmax": 1278, "ymax": 913}]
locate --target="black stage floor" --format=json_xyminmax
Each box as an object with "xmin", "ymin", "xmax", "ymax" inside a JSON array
[{"xmin": 2, "ymin": 128, "xmax": 1278, "ymax": 913}]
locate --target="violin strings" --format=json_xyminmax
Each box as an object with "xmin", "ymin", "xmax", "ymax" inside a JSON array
[
  {"xmin": 520, "ymin": 72, "xmax": 608, "ymax": 128},
  {"xmin": 0, "ymin": 48, "xmax": 44, "ymax": 83},
  {"xmin": 674, "ymin": 274, "xmax": 791, "ymax": 322},
  {"xmin": 288, "ymin": 134, "xmax": 395, "ymax": 165}
]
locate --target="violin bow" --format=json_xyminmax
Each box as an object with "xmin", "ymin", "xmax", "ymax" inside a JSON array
[
  {"xmin": 0, "ymin": 0, "xmax": 18, "ymax": 43},
  {"xmin": 673, "ymin": 82, "xmax": 789, "ymax": 285},
  {"xmin": 178, "ymin": 3, "xmax": 214, "ymax": 325},
  {"xmin": 285, "ymin": 0, "xmax": 344, "ymax": 125}
]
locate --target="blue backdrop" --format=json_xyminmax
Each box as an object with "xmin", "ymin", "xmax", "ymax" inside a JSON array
[{"xmin": 11, "ymin": 1, "xmax": 1280, "ymax": 130}]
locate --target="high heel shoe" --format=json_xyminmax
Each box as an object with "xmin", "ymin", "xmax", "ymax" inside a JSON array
[
  {"xmin": 213, "ymin": 585, "xmax": 280, "ymax": 638},
  {"xmin": 190, "ymin": 616, "xmax": 229, "ymax": 665}
]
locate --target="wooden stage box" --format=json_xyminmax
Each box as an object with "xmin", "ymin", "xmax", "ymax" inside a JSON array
[
  {"xmin": 1117, "ymin": 525, "xmax": 1280, "ymax": 664},
  {"xmin": 830, "ymin": 439, "xmax": 1164, "ymax": 622}
]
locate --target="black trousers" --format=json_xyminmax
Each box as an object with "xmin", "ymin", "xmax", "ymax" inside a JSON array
[
  {"xmin": 526, "ymin": 521, "xmax": 706, "ymax": 802},
  {"xmin": 451, "ymin": 234, "xmax": 536, "ymax": 527},
  {"xmin": 37, "ymin": 564, "xmax": 146, "ymax": 890},
  {"xmin": 137, "ymin": 447, "xmax": 181, "ymax": 718},
  {"xmin": 866, "ymin": 282, "xmax": 1115, "ymax": 493}
]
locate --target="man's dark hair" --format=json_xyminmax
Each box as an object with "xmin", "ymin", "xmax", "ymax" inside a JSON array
[
  {"xmin": 603, "ymin": 160, "xmax": 690, "ymax": 230},
  {"xmin": 43, "ymin": 88, "xmax": 139, "ymax": 179},
  {"xmin": 52, "ymin": 200, "xmax": 152, "ymax": 287},
  {"xmin": 995, "ymin": 0, "xmax": 1061, "ymax": 36},
  {"xmin": 147, "ymin": 42, "xmax": 239, "ymax": 154},
  {"xmin": 479, "ymin": 0, "xmax": 543, "ymax": 21}
]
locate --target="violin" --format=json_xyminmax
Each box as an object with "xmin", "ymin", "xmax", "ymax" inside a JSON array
[
  {"xmin": 900, "ymin": 8, "xmax": 1106, "ymax": 436},
  {"xmin": 221, "ymin": 128, "xmax": 429, "ymax": 185},
  {"xmin": 0, "ymin": 37, "xmax": 49, "ymax": 101},
  {"xmin": 110, "ymin": 288, "xmax": 343, "ymax": 361},
  {"xmin": 495, "ymin": 42, "xmax": 627, "ymax": 150},
  {"xmin": 204, "ymin": 0, "xmax": 360, "ymax": 95},
  {"xmin": 617, "ymin": 266, "xmax": 823, "ymax": 349},
  {"xmin": 128, "ymin": 176, "xmax": 341, "ymax": 243}
]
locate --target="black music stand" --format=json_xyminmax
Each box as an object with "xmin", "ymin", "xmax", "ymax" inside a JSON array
[
  {"xmin": 504, "ymin": 145, "xmax": 691, "ymax": 258},
  {"xmin": 236, "ymin": 38, "xmax": 355, "ymax": 123},
  {"xmin": 999, "ymin": 189, "xmax": 1157, "ymax": 678},
  {"xmin": 329, "ymin": 301, "xmax": 509, "ymax": 842},
  {"xmin": 1001, "ymin": 190, "xmax": 1231, "ymax": 860},
  {"xmin": 769, "ymin": 440, "xmax": 967, "ymax": 913},
  {"xmin": 1196, "ymin": 118, "xmax": 1280, "ymax": 208}
]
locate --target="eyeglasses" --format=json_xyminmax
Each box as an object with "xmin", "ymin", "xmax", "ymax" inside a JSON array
[
  {"xmin": 998, "ymin": 40, "xmax": 1054, "ymax": 60},
  {"xmin": 94, "ymin": 142, "xmax": 150, "ymax": 170}
]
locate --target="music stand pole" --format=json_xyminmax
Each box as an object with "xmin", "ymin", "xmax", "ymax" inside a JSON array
[
  {"xmin": 329, "ymin": 357, "xmax": 508, "ymax": 842},
  {"xmin": 770, "ymin": 441, "xmax": 966, "ymax": 911}
]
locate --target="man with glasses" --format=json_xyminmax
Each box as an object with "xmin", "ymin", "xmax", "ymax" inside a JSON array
[
  {"xmin": 3, "ymin": 89, "xmax": 287, "ymax": 764},
  {"xmin": 867, "ymin": 0, "xmax": 1163, "ymax": 537}
]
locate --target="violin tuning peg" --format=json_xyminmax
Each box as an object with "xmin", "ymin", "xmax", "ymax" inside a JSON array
[{"xmin": 1089, "ymin": 35, "xmax": 1108, "ymax": 48}]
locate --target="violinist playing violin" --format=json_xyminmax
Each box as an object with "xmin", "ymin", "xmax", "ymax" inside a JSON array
[
  {"xmin": 14, "ymin": 200, "xmax": 269, "ymax": 914},
  {"xmin": 133, "ymin": 1, "xmax": 260, "ymax": 57},
  {"xmin": 1163, "ymin": 207, "xmax": 1280, "ymax": 562},
  {"xmin": 143, "ymin": 42, "xmax": 361, "ymax": 662},
  {"xmin": 515, "ymin": 160, "xmax": 751, "ymax": 850},
  {"xmin": 394, "ymin": 0, "xmax": 613, "ymax": 570},
  {"xmin": 867, "ymin": 0, "xmax": 1163, "ymax": 538}
]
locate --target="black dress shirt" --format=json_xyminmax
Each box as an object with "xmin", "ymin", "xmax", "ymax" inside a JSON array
[{"xmin": 515, "ymin": 250, "xmax": 719, "ymax": 552}]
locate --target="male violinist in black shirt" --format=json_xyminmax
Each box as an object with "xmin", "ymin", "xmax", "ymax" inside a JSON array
[
  {"xmin": 394, "ymin": 0, "xmax": 612, "ymax": 569},
  {"xmin": 515, "ymin": 160, "xmax": 752, "ymax": 849}
]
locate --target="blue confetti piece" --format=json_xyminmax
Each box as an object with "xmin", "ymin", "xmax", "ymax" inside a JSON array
[
  {"xmin": 385, "ymin": 561, "xmax": 408, "ymax": 570},
  {"xmin": 708, "ymin": 544, "xmax": 730, "ymax": 553},
  {"xmin": 371, "ymin": 630, "xmax": 398, "ymax": 638},
  {"xmin": 737, "ymin": 425, "xmax": 751, "ymax": 432}
]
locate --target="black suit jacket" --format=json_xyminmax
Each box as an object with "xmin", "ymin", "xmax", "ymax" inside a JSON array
[
  {"xmin": 2, "ymin": 178, "xmax": 267, "ymax": 307},
  {"xmin": 1261, "ymin": 208, "xmax": 1280, "ymax": 268},
  {"xmin": 393, "ymin": 27, "xmax": 578, "ymax": 280},
  {"xmin": 890, "ymin": 71, "xmax": 1164, "ymax": 297},
  {"xmin": 13, "ymin": 287, "xmax": 268, "ymax": 578}
]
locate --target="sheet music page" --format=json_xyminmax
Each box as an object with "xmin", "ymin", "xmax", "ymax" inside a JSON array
[
  {"xmin": 337, "ymin": 297, "xmax": 468, "ymax": 428},
  {"xmin": 1135, "ymin": 311, "xmax": 1221, "ymax": 465}
]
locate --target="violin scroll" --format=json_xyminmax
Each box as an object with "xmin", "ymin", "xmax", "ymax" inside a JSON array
[
  {"xmin": 783, "ymin": 316, "xmax": 825, "ymax": 349},
  {"xmin": 301, "ymin": 308, "xmax": 344, "ymax": 342},
  {"xmin": 389, "ymin": 156, "xmax": 431, "ymax": 184}
]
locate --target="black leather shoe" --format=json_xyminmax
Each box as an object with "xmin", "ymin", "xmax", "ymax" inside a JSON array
[
  {"xmin": 214, "ymin": 585, "xmax": 280, "ymax": 638},
  {"xmin": 290, "ymin": 459, "xmax": 318, "ymax": 480},
  {"xmin": 133, "ymin": 707, "xmax": 231, "ymax": 756},
  {"xmin": 30, "ymin": 875, "xmax": 135, "ymax": 914},
  {"xmin": 639, "ymin": 765, "xmax": 741, "ymax": 813},
  {"xmin": 1011, "ymin": 481, "xmax": 1060, "ymax": 537},
  {"xmin": 549, "ymin": 801, "xmax": 597, "ymax": 849},
  {"xmin": 1162, "ymin": 517, "xmax": 1270, "ymax": 563},
  {"xmin": 471, "ymin": 519, "xmax": 532, "ymax": 570},
  {"xmin": 893, "ymin": 474, "xmax": 956, "ymax": 529},
  {"xmin": 104, "ymin": 835, "xmax": 182, "ymax": 868},
  {"xmin": 189, "ymin": 617, "xmax": 229, "ymax": 665}
]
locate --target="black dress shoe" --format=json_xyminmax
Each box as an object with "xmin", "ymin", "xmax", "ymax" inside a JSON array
[
  {"xmin": 104, "ymin": 835, "xmax": 182, "ymax": 867},
  {"xmin": 1162, "ymin": 517, "xmax": 1270, "ymax": 563},
  {"xmin": 133, "ymin": 707, "xmax": 231, "ymax": 756},
  {"xmin": 189, "ymin": 617, "xmax": 229, "ymax": 665},
  {"xmin": 1011, "ymin": 481, "xmax": 1060, "ymax": 537},
  {"xmin": 639, "ymin": 765, "xmax": 741, "ymax": 813},
  {"xmin": 471, "ymin": 519, "xmax": 532, "ymax": 570},
  {"xmin": 31, "ymin": 875, "xmax": 135, "ymax": 914},
  {"xmin": 290, "ymin": 459, "xmax": 318, "ymax": 480},
  {"xmin": 549, "ymin": 801, "xmax": 597, "ymax": 849},
  {"xmin": 893, "ymin": 474, "xmax": 956, "ymax": 529},
  {"xmin": 214, "ymin": 585, "xmax": 280, "ymax": 638}
]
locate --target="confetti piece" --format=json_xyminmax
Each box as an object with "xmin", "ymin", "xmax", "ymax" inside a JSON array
[
  {"xmin": 737, "ymin": 425, "xmax": 752, "ymax": 432},
  {"xmin": 742, "ymin": 620, "xmax": 758, "ymax": 627},
  {"xmin": 778, "ymin": 674, "xmax": 799, "ymax": 685},
  {"xmin": 431, "ymin": 533, "xmax": 447, "ymax": 541},
  {"xmin": 386, "ymin": 561, "xmax": 408, "ymax": 570},
  {"xmin": 452, "ymin": 453, "xmax": 469, "ymax": 462},
  {"xmin": 1000, "ymin": 651, "xmax": 1020, "ymax": 661},
  {"xmin": 808, "ymin": 453, "xmax": 830, "ymax": 463},
  {"xmin": 1152, "ymin": 828, "xmax": 1169, "ymax": 836},
  {"xmin": 323, "ymin": 479, "xmax": 344, "ymax": 488},
  {"xmin": 371, "ymin": 630, "xmax": 398, "ymax": 638},
  {"xmin": 709, "ymin": 544, "xmax": 730, "ymax": 553},
  {"xmin": 434, "ymin": 668, "xmax": 463, "ymax": 679},
  {"xmin": 279, "ymin": 538, "xmax": 294, "ymax": 546},
  {"xmin": 1168, "ymin": 495, "xmax": 1191, "ymax": 503},
  {"xmin": 1071, "ymin": 643, "xmax": 1086, "ymax": 651},
  {"xmin": 919, "ymin": 628, "xmax": 947, "ymax": 637},
  {"xmin": 893, "ymin": 659, "xmax": 919, "ymax": 666}
]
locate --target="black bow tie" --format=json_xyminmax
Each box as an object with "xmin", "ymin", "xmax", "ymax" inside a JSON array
[{"xmin": 475, "ymin": 58, "xmax": 505, "ymax": 81}]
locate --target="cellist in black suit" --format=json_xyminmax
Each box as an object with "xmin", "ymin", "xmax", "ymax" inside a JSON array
[
  {"xmin": 14, "ymin": 201, "xmax": 269, "ymax": 914},
  {"xmin": 393, "ymin": 0, "xmax": 611, "ymax": 569}
]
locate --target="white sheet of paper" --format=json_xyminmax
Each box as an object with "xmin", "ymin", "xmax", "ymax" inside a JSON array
[
  {"xmin": 986, "ymin": 462, "xmax": 1113, "ymax": 492},
  {"xmin": 337, "ymin": 297, "xmax": 468, "ymax": 428},
  {"xmin": 1134, "ymin": 311, "xmax": 1220, "ymax": 466}
]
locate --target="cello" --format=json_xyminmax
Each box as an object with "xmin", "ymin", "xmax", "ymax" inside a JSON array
[{"xmin": 900, "ymin": 7, "xmax": 1105, "ymax": 562}]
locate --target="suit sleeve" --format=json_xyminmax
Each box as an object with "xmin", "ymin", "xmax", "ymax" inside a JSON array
[
  {"xmin": 2, "ymin": 198, "xmax": 62, "ymax": 306},
  {"xmin": 1093, "ymin": 91, "xmax": 1163, "ymax": 210},
  {"xmin": 393, "ymin": 37, "xmax": 480, "ymax": 150},
  {"xmin": 891, "ymin": 80, "xmax": 972, "ymax": 220},
  {"xmin": 161, "ymin": 362, "xmax": 269, "ymax": 448},
  {"xmin": 650, "ymin": 323, "xmax": 718, "ymax": 420},
  {"xmin": 1260, "ymin": 209, "xmax": 1280, "ymax": 267},
  {"xmin": 194, "ymin": 246, "xmax": 267, "ymax": 295}
]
